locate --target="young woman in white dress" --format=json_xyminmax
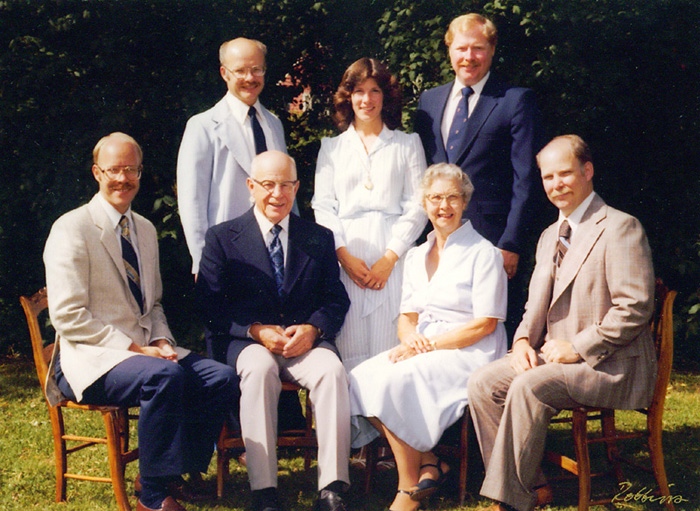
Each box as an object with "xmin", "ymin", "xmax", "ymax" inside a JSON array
[
  {"xmin": 312, "ymin": 58, "xmax": 427, "ymax": 371},
  {"xmin": 348, "ymin": 164, "xmax": 508, "ymax": 511}
]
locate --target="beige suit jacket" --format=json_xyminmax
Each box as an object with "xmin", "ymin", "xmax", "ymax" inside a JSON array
[
  {"xmin": 43, "ymin": 194, "xmax": 189, "ymax": 405},
  {"xmin": 514, "ymin": 194, "xmax": 657, "ymax": 409}
]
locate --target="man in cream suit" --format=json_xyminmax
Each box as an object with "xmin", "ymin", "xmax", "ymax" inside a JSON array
[
  {"xmin": 177, "ymin": 37, "xmax": 287, "ymax": 277},
  {"xmin": 468, "ymin": 135, "xmax": 657, "ymax": 511},
  {"xmin": 44, "ymin": 133, "xmax": 237, "ymax": 511}
]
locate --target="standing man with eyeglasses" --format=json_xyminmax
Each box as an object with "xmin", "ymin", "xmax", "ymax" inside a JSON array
[
  {"xmin": 197, "ymin": 151, "xmax": 352, "ymax": 511},
  {"xmin": 44, "ymin": 132, "xmax": 238, "ymax": 511},
  {"xmin": 177, "ymin": 37, "xmax": 287, "ymax": 278}
]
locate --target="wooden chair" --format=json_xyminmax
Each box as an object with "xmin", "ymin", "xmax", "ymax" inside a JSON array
[
  {"xmin": 21, "ymin": 288, "xmax": 139, "ymax": 511},
  {"xmin": 545, "ymin": 279, "xmax": 677, "ymax": 510},
  {"xmin": 364, "ymin": 407, "xmax": 473, "ymax": 506},
  {"xmin": 216, "ymin": 381, "xmax": 317, "ymax": 498}
]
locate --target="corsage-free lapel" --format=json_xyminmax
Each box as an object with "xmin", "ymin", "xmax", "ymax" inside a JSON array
[
  {"xmin": 281, "ymin": 215, "xmax": 310, "ymax": 297},
  {"xmin": 454, "ymin": 77, "xmax": 499, "ymax": 166},
  {"xmin": 212, "ymin": 98, "xmax": 253, "ymax": 175},
  {"xmin": 232, "ymin": 210, "xmax": 278, "ymax": 297}
]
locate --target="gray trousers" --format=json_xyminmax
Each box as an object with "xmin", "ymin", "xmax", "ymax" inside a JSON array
[
  {"xmin": 468, "ymin": 355, "xmax": 580, "ymax": 511},
  {"xmin": 237, "ymin": 344, "xmax": 351, "ymax": 491}
]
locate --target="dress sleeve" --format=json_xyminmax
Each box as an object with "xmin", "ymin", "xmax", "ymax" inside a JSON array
[
  {"xmin": 471, "ymin": 246, "xmax": 508, "ymax": 321},
  {"xmin": 386, "ymin": 133, "xmax": 428, "ymax": 258},
  {"xmin": 311, "ymin": 137, "xmax": 347, "ymax": 250}
]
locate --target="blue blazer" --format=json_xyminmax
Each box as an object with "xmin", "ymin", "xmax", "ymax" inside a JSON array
[
  {"xmin": 415, "ymin": 74, "xmax": 543, "ymax": 254},
  {"xmin": 197, "ymin": 208, "xmax": 350, "ymax": 367}
]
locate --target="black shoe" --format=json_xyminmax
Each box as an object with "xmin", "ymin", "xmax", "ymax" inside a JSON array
[
  {"xmin": 410, "ymin": 457, "xmax": 450, "ymax": 501},
  {"xmin": 315, "ymin": 481, "xmax": 350, "ymax": 511},
  {"xmin": 252, "ymin": 487, "xmax": 282, "ymax": 511}
]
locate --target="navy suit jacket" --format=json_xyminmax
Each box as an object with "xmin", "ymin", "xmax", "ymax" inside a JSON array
[
  {"xmin": 197, "ymin": 207, "xmax": 350, "ymax": 367},
  {"xmin": 415, "ymin": 74, "xmax": 543, "ymax": 254}
]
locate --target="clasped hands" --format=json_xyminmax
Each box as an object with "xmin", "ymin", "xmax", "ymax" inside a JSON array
[
  {"xmin": 130, "ymin": 338, "xmax": 178, "ymax": 361},
  {"xmin": 338, "ymin": 248, "xmax": 398, "ymax": 290},
  {"xmin": 510, "ymin": 338, "xmax": 582, "ymax": 374},
  {"xmin": 250, "ymin": 323, "xmax": 319, "ymax": 358},
  {"xmin": 388, "ymin": 331, "xmax": 434, "ymax": 364}
]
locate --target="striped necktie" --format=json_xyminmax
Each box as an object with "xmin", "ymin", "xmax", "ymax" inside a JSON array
[
  {"xmin": 554, "ymin": 220, "xmax": 571, "ymax": 271},
  {"xmin": 119, "ymin": 216, "xmax": 143, "ymax": 312},
  {"xmin": 446, "ymin": 86, "xmax": 474, "ymax": 163},
  {"xmin": 268, "ymin": 224, "xmax": 284, "ymax": 296}
]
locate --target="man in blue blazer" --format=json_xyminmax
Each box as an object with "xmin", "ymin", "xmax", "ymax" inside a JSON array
[
  {"xmin": 197, "ymin": 151, "xmax": 352, "ymax": 511},
  {"xmin": 415, "ymin": 13, "xmax": 543, "ymax": 335}
]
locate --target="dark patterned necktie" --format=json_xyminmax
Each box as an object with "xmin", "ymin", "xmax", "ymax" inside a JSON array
[
  {"xmin": 269, "ymin": 224, "xmax": 284, "ymax": 296},
  {"xmin": 446, "ymin": 86, "xmax": 474, "ymax": 163},
  {"xmin": 119, "ymin": 216, "xmax": 143, "ymax": 312},
  {"xmin": 248, "ymin": 106, "xmax": 268, "ymax": 155},
  {"xmin": 555, "ymin": 220, "xmax": 571, "ymax": 270}
]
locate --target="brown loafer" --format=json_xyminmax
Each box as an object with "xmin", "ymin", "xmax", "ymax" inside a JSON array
[{"xmin": 136, "ymin": 496, "xmax": 187, "ymax": 511}]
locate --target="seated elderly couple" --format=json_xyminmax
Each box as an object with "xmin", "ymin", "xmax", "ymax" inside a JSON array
[{"xmin": 45, "ymin": 133, "xmax": 656, "ymax": 511}]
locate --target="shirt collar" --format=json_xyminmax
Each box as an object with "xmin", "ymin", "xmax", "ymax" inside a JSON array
[
  {"xmin": 558, "ymin": 191, "xmax": 596, "ymax": 235},
  {"xmin": 450, "ymin": 71, "xmax": 490, "ymax": 100},
  {"xmin": 96, "ymin": 193, "xmax": 133, "ymax": 231},
  {"xmin": 253, "ymin": 205, "xmax": 290, "ymax": 236},
  {"xmin": 225, "ymin": 92, "xmax": 263, "ymax": 125}
]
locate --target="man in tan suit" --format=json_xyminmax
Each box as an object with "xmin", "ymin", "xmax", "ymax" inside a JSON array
[
  {"xmin": 44, "ymin": 133, "xmax": 238, "ymax": 511},
  {"xmin": 467, "ymin": 134, "xmax": 656, "ymax": 511}
]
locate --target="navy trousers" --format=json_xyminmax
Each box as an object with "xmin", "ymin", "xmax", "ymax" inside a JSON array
[{"xmin": 56, "ymin": 352, "xmax": 238, "ymax": 478}]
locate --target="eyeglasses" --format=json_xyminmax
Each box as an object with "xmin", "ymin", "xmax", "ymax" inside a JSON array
[
  {"xmin": 252, "ymin": 178, "xmax": 298, "ymax": 193},
  {"xmin": 96, "ymin": 165, "xmax": 142, "ymax": 180},
  {"xmin": 425, "ymin": 193, "xmax": 463, "ymax": 205},
  {"xmin": 223, "ymin": 65, "xmax": 266, "ymax": 79}
]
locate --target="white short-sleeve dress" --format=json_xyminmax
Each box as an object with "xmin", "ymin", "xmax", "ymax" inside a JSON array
[
  {"xmin": 312, "ymin": 124, "xmax": 427, "ymax": 370},
  {"xmin": 348, "ymin": 221, "xmax": 508, "ymax": 451}
]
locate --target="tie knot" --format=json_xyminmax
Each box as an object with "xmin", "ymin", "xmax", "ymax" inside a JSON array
[
  {"xmin": 271, "ymin": 224, "xmax": 282, "ymax": 236},
  {"xmin": 248, "ymin": 106, "xmax": 257, "ymax": 118},
  {"xmin": 119, "ymin": 215, "xmax": 129, "ymax": 234},
  {"xmin": 461, "ymin": 86, "xmax": 474, "ymax": 98},
  {"xmin": 559, "ymin": 220, "xmax": 571, "ymax": 239}
]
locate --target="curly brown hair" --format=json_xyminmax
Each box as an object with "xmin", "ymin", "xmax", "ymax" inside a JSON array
[{"xmin": 332, "ymin": 57, "xmax": 402, "ymax": 131}]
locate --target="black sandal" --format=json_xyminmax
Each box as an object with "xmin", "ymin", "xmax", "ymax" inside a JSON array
[
  {"xmin": 410, "ymin": 458, "xmax": 450, "ymax": 501},
  {"xmin": 388, "ymin": 489, "xmax": 422, "ymax": 511}
]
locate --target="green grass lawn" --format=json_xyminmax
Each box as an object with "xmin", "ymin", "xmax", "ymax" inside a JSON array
[{"xmin": 1, "ymin": 358, "xmax": 699, "ymax": 510}]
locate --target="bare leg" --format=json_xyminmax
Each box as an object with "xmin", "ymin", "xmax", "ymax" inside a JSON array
[{"xmin": 368, "ymin": 417, "xmax": 421, "ymax": 511}]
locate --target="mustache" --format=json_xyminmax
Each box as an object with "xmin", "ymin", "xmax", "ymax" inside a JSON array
[{"xmin": 108, "ymin": 182, "xmax": 136, "ymax": 191}]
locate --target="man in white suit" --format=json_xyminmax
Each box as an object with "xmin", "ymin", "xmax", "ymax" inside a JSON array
[
  {"xmin": 468, "ymin": 135, "xmax": 657, "ymax": 511},
  {"xmin": 44, "ymin": 133, "xmax": 238, "ymax": 511},
  {"xmin": 177, "ymin": 37, "xmax": 287, "ymax": 277}
]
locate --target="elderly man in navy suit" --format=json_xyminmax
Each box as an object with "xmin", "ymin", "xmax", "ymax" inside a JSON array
[
  {"xmin": 197, "ymin": 151, "xmax": 351, "ymax": 511},
  {"xmin": 415, "ymin": 13, "xmax": 543, "ymax": 333}
]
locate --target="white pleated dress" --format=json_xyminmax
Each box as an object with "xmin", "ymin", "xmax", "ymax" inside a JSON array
[
  {"xmin": 312, "ymin": 124, "xmax": 427, "ymax": 371},
  {"xmin": 349, "ymin": 221, "xmax": 508, "ymax": 451}
]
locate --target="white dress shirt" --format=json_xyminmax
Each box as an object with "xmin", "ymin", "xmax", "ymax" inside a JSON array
[
  {"xmin": 225, "ymin": 92, "xmax": 276, "ymax": 161},
  {"xmin": 441, "ymin": 72, "xmax": 491, "ymax": 148}
]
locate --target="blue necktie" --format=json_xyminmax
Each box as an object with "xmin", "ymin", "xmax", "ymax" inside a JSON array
[
  {"xmin": 119, "ymin": 216, "xmax": 143, "ymax": 313},
  {"xmin": 248, "ymin": 106, "xmax": 268, "ymax": 155},
  {"xmin": 269, "ymin": 224, "xmax": 284, "ymax": 296},
  {"xmin": 446, "ymin": 86, "xmax": 474, "ymax": 163}
]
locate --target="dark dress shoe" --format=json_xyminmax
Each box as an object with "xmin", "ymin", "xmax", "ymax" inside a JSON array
[
  {"xmin": 135, "ymin": 475, "xmax": 212, "ymax": 502},
  {"xmin": 136, "ymin": 496, "xmax": 187, "ymax": 511},
  {"xmin": 315, "ymin": 488, "xmax": 348, "ymax": 511},
  {"xmin": 253, "ymin": 487, "xmax": 282, "ymax": 511}
]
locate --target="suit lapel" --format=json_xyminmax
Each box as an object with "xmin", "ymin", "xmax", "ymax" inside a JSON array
[
  {"xmin": 454, "ymin": 75, "xmax": 500, "ymax": 165},
  {"xmin": 551, "ymin": 196, "xmax": 607, "ymax": 305},
  {"xmin": 431, "ymin": 84, "xmax": 451, "ymax": 163},
  {"xmin": 133, "ymin": 214, "xmax": 155, "ymax": 311},
  {"xmin": 87, "ymin": 197, "xmax": 140, "ymax": 313},
  {"xmin": 211, "ymin": 98, "xmax": 253, "ymax": 176},
  {"xmin": 231, "ymin": 209, "xmax": 278, "ymax": 294},
  {"xmin": 282, "ymin": 215, "xmax": 310, "ymax": 296}
]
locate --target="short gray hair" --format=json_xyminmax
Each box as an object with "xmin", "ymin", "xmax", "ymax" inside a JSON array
[{"xmin": 418, "ymin": 163, "xmax": 474, "ymax": 206}]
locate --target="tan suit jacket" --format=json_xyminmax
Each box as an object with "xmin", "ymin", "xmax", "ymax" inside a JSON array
[
  {"xmin": 43, "ymin": 194, "xmax": 189, "ymax": 405},
  {"xmin": 514, "ymin": 193, "xmax": 656, "ymax": 409}
]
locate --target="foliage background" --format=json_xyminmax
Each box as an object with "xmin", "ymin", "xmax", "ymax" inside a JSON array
[{"xmin": 1, "ymin": 0, "xmax": 699, "ymax": 366}]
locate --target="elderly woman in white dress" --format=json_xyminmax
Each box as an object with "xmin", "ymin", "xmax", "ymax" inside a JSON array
[
  {"xmin": 348, "ymin": 163, "xmax": 508, "ymax": 511},
  {"xmin": 312, "ymin": 57, "xmax": 427, "ymax": 371}
]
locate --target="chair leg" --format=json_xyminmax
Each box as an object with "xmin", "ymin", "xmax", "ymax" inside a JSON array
[
  {"xmin": 572, "ymin": 410, "xmax": 591, "ymax": 511},
  {"xmin": 458, "ymin": 412, "xmax": 469, "ymax": 507},
  {"xmin": 600, "ymin": 410, "xmax": 624, "ymax": 483},
  {"xmin": 49, "ymin": 405, "xmax": 68, "ymax": 503},
  {"xmin": 364, "ymin": 440, "xmax": 378, "ymax": 494},
  {"xmin": 103, "ymin": 411, "xmax": 132, "ymax": 511},
  {"xmin": 648, "ymin": 415, "xmax": 675, "ymax": 511}
]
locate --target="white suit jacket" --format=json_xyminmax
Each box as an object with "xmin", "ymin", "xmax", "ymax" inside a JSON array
[
  {"xmin": 177, "ymin": 96, "xmax": 287, "ymax": 273},
  {"xmin": 43, "ymin": 195, "xmax": 189, "ymax": 404},
  {"xmin": 514, "ymin": 194, "xmax": 657, "ymax": 409}
]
